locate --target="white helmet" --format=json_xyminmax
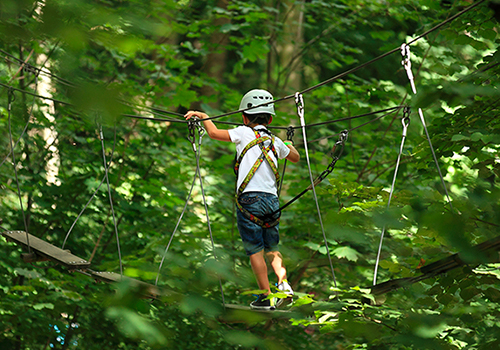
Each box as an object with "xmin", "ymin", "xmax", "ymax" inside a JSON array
[{"xmin": 239, "ymin": 89, "xmax": 275, "ymax": 115}]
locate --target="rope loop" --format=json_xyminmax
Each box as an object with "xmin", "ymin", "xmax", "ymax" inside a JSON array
[
  {"xmin": 402, "ymin": 106, "xmax": 411, "ymax": 135},
  {"xmin": 401, "ymin": 43, "xmax": 416, "ymax": 94},
  {"xmin": 295, "ymin": 92, "xmax": 304, "ymax": 119}
]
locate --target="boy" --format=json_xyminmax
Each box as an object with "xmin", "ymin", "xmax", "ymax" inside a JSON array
[{"xmin": 184, "ymin": 89, "xmax": 300, "ymax": 310}]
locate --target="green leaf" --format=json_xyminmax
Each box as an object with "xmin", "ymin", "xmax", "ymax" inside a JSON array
[
  {"xmin": 332, "ymin": 246, "xmax": 360, "ymax": 262},
  {"xmin": 33, "ymin": 303, "xmax": 54, "ymax": 310}
]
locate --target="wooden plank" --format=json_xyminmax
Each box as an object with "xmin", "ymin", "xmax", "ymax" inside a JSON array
[
  {"xmin": 86, "ymin": 269, "xmax": 161, "ymax": 299},
  {"xmin": 2, "ymin": 230, "xmax": 90, "ymax": 269}
]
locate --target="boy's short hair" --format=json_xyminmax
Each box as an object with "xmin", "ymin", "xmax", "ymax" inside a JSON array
[{"xmin": 244, "ymin": 112, "xmax": 272, "ymax": 125}]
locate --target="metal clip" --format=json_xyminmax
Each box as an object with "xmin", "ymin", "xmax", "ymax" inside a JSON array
[
  {"xmin": 187, "ymin": 117, "xmax": 204, "ymax": 152},
  {"xmin": 339, "ymin": 129, "xmax": 349, "ymax": 144},
  {"xmin": 330, "ymin": 130, "xmax": 348, "ymax": 158}
]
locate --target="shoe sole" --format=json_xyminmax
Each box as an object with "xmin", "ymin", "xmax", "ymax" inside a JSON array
[{"xmin": 250, "ymin": 305, "xmax": 276, "ymax": 310}]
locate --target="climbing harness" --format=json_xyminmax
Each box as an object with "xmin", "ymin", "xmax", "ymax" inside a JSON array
[
  {"xmin": 373, "ymin": 107, "xmax": 411, "ymax": 285},
  {"xmin": 234, "ymin": 127, "xmax": 281, "ymax": 228}
]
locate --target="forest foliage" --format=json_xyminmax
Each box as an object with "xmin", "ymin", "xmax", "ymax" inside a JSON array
[{"xmin": 1, "ymin": 0, "xmax": 499, "ymax": 349}]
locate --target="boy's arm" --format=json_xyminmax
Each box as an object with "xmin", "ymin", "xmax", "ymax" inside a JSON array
[
  {"xmin": 285, "ymin": 143, "xmax": 300, "ymax": 163},
  {"xmin": 184, "ymin": 111, "xmax": 231, "ymax": 142}
]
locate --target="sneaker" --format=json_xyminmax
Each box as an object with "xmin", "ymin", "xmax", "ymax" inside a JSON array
[
  {"xmin": 276, "ymin": 279, "xmax": 294, "ymax": 297},
  {"xmin": 250, "ymin": 294, "xmax": 283, "ymax": 310}
]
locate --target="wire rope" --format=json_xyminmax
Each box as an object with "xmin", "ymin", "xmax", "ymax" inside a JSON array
[
  {"xmin": 154, "ymin": 124, "xmax": 204, "ymax": 286},
  {"xmin": 400, "ymin": 43, "xmax": 454, "ymax": 211},
  {"xmin": 1, "ymin": 75, "xmax": 39, "ymax": 169},
  {"xmin": 295, "ymin": 92, "xmax": 338, "ymax": 288},
  {"xmin": 61, "ymin": 124, "xmax": 117, "ymax": 250},
  {"xmin": 98, "ymin": 123, "xmax": 123, "ymax": 276},
  {"xmin": 373, "ymin": 111, "xmax": 411, "ymax": 286},
  {"xmin": 6, "ymin": 89, "xmax": 31, "ymax": 253},
  {"xmin": 192, "ymin": 122, "xmax": 226, "ymax": 307}
]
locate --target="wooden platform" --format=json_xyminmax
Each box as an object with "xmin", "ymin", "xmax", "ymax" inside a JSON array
[{"xmin": 2, "ymin": 230, "xmax": 90, "ymax": 269}]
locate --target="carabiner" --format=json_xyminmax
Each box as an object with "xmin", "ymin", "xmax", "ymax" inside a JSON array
[
  {"xmin": 286, "ymin": 126, "xmax": 295, "ymax": 141},
  {"xmin": 187, "ymin": 118, "xmax": 198, "ymax": 152}
]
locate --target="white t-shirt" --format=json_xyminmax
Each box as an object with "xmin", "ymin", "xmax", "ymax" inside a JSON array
[{"xmin": 228, "ymin": 125, "xmax": 290, "ymax": 196}]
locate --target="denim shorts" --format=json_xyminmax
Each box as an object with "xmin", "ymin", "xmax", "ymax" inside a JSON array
[{"xmin": 237, "ymin": 192, "xmax": 280, "ymax": 256}]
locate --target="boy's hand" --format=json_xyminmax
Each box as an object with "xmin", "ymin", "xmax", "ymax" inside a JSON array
[{"xmin": 184, "ymin": 111, "xmax": 208, "ymax": 120}]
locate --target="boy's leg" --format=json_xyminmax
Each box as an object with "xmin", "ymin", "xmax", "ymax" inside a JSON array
[
  {"xmin": 266, "ymin": 251, "xmax": 287, "ymax": 284},
  {"xmin": 249, "ymin": 250, "xmax": 271, "ymax": 294}
]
